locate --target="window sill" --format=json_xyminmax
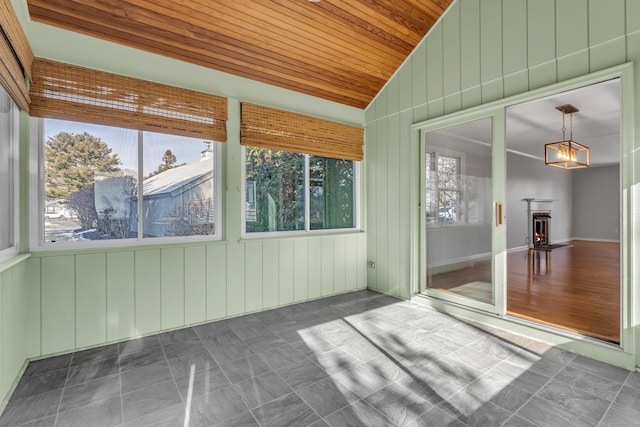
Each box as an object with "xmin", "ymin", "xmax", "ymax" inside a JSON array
[
  {"xmin": 241, "ymin": 228, "xmax": 363, "ymax": 241},
  {"xmin": 0, "ymin": 253, "xmax": 31, "ymax": 273},
  {"xmin": 30, "ymin": 235, "xmax": 225, "ymax": 255}
]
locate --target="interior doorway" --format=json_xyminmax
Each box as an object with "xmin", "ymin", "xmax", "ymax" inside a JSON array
[{"xmin": 505, "ymin": 79, "xmax": 621, "ymax": 344}]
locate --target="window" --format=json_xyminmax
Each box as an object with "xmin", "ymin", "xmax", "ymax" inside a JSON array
[
  {"xmin": 0, "ymin": 86, "xmax": 18, "ymax": 261},
  {"xmin": 35, "ymin": 118, "xmax": 222, "ymax": 247},
  {"xmin": 426, "ymin": 151, "xmax": 463, "ymax": 226},
  {"xmin": 243, "ymin": 147, "xmax": 358, "ymax": 235},
  {"xmin": 240, "ymin": 103, "xmax": 362, "ymax": 237}
]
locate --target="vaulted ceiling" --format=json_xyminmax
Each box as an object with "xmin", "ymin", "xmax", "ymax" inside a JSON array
[{"xmin": 26, "ymin": 0, "xmax": 454, "ymax": 109}]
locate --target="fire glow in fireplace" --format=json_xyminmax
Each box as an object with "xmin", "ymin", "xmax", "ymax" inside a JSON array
[{"xmin": 532, "ymin": 212, "xmax": 551, "ymax": 247}]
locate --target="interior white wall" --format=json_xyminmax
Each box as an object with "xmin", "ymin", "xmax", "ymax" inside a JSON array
[
  {"xmin": 572, "ymin": 165, "xmax": 620, "ymax": 241},
  {"xmin": 506, "ymin": 152, "xmax": 573, "ymax": 249}
]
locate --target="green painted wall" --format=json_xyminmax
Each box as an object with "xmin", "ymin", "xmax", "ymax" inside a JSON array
[
  {"xmin": 21, "ymin": 95, "xmax": 367, "ymax": 359},
  {"xmin": 365, "ymin": 0, "xmax": 640, "ymax": 369},
  {"xmin": 0, "ymin": 256, "xmax": 40, "ymax": 407},
  {"xmin": 31, "ymin": 233, "xmax": 367, "ymax": 356},
  {"xmin": 0, "ymin": 0, "xmax": 369, "ymax": 407}
]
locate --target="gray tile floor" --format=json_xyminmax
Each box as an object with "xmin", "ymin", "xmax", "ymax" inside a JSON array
[{"xmin": 1, "ymin": 290, "xmax": 639, "ymax": 426}]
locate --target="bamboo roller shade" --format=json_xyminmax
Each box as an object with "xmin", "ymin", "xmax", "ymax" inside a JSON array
[
  {"xmin": 0, "ymin": 0, "xmax": 33, "ymax": 111},
  {"xmin": 30, "ymin": 58, "xmax": 228, "ymax": 142},
  {"xmin": 240, "ymin": 103, "xmax": 363, "ymax": 161}
]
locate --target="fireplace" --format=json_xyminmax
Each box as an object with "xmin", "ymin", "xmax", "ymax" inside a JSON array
[{"xmin": 532, "ymin": 212, "xmax": 551, "ymax": 247}]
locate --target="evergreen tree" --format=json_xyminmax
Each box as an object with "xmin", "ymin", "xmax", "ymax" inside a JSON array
[
  {"xmin": 146, "ymin": 149, "xmax": 178, "ymax": 178},
  {"xmin": 45, "ymin": 132, "xmax": 121, "ymax": 199}
]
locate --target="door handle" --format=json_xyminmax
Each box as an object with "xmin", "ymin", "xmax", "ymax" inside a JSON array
[{"xmin": 496, "ymin": 203, "xmax": 503, "ymax": 226}]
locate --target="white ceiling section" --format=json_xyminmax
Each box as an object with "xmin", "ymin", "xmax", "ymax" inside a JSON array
[{"xmin": 506, "ymin": 79, "xmax": 621, "ymax": 167}]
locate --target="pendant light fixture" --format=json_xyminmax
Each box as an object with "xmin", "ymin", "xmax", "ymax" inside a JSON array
[{"xmin": 544, "ymin": 104, "xmax": 590, "ymax": 169}]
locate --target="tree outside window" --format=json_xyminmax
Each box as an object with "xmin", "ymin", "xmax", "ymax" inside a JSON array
[
  {"xmin": 245, "ymin": 147, "xmax": 356, "ymax": 234},
  {"xmin": 42, "ymin": 119, "xmax": 220, "ymax": 243}
]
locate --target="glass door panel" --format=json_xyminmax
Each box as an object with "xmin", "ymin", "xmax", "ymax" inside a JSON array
[{"xmin": 421, "ymin": 117, "xmax": 503, "ymax": 313}]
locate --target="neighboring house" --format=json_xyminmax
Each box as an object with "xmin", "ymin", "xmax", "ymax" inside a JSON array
[
  {"xmin": 44, "ymin": 199, "xmax": 71, "ymax": 219},
  {"xmin": 136, "ymin": 150, "xmax": 214, "ymax": 237}
]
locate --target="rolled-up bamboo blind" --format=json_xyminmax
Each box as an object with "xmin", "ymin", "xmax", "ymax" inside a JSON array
[
  {"xmin": 30, "ymin": 58, "xmax": 228, "ymax": 141},
  {"xmin": 0, "ymin": 0, "xmax": 33, "ymax": 111},
  {"xmin": 240, "ymin": 103, "xmax": 363, "ymax": 161}
]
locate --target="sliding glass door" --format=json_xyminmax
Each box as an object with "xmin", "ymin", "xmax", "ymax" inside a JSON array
[{"xmin": 419, "ymin": 112, "xmax": 506, "ymax": 314}]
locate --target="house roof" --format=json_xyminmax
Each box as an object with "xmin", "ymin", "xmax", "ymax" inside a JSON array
[
  {"xmin": 143, "ymin": 159, "xmax": 213, "ymax": 197},
  {"xmin": 25, "ymin": 0, "xmax": 453, "ymax": 109}
]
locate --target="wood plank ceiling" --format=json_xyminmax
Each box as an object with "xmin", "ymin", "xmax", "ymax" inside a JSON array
[{"xmin": 26, "ymin": 0, "xmax": 453, "ymax": 109}]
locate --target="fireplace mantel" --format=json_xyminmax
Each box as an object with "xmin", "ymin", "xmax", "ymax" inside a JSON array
[{"xmin": 523, "ymin": 199, "xmax": 555, "ymax": 248}]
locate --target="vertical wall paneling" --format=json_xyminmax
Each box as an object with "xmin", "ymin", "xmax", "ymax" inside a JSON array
[
  {"xmin": 426, "ymin": 24, "xmax": 444, "ymax": 117},
  {"xmin": 527, "ymin": 0, "xmax": 558, "ymax": 89},
  {"xmin": 398, "ymin": 110, "xmax": 413, "ymax": 299},
  {"xmin": 75, "ymin": 253, "xmax": 107, "ymax": 348},
  {"xmin": 628, "ymin": 0, "xmax": 640, "ymax": 33},
  {"xmin": 364, "ymin": 100, "xmax": 376, "ymax": 123},
  {"xmin": 556, "ymin": 0, "xmax": 589, "ymax": 81},
  {"xmin": 502, "ymin": 0, "xmax": 528, "ymax": 73},
  {"xmin": 411, "ymin": 41, "xmax": 428, "ymax": 108},
  {"xmin": 556, "ymin": 0, "xmax": 589, "ymax": 58},
  {"xmin": 226, "ymin": 243, "xmax": 246, "ymax": 316},
  {"xmin": 11, "ymin": 267, "xmax": 24, "ymax": 376},
  {"xmin": 15, "ymin": 264, "xmax": 28, "ymax": 360},
  {"xmin": 106, "ymin": 251, "xmax": 135, "ymax": 342},
  {"xmin": 206, "ymin": 245, "xmax": 227, "ymax": 321},
  {"xmin": 321, "ymin": 237, "xmax": 334, "ymax": 296},
  {"xmin": 184, "ymin": 246, "xmax": 207, "ymax": 325},
  {"xmin": 589, "ymin": 0, "xmax": 626, "ymax": 44},
  {"xmin": 262, "ymin": 240, "xmax": 279, "ymax": 309},
  {"xmin": 244, "ymin": 242, "xmax": 264, "ymax": 312},
  {"xmin": 398, "ymin": 61, "xmax": 413, "ymax": 112},
  {"xmin": 375, "ymin": 87, "xmax": 388, "ymax": 120},
  {"xmin": 1, "ymin": 270, "xmax": 10, "ymax": 395},
  {"xmin": 332, "ymin": 235, "xmax": 346, "ymax": 294},
  {"xmin": 460, "ymin": 0, "xmax": 481, "ymax": 108},
  {"xmin": 589, "ymin": 0, "xmax": 626, "ymax": 71},
  {"xmin": 25, "ymin": 258, "xmax": 41, "ymax": 358},
  {"xmin": 41, "ymin": 255, "xmax": 76, "ymax": 355},
  {"xmin": 363, "ymin": 0, "xmax": 638, "ymax": 375},
  {"xmin": 134, "ymin": 249, "xmax": 161, "ymax": 335},
  {"xmin": 386, "ymin": 74, "xmax": 399, "ymax": 115},
  {"xmin": 0, "ymin": 261, "xmax": 30, "ymax": 402},
  {"xmin": 366, "ymin": 120, "xmax": 378, "ymax": 290},
  {"xmin": 279, "ymin": 239, "xmax": 295, "ymax": 304},
  {"xmin": 293, "ymin": 239, "xmax": 309, "ymax": 301},
  {"xmin": 443, "ymin": 1, "xmax": 462, "ymax": 114},
  {"xmin": 375, "ymin": 118, "xmax": 389, "ymax": 293},
  {"xmin": 308, "ymin": 238, "xmax": 322, "ymax": 299},
  {"xmin": 480, "ymin": 0, "xmax": 504, "ymax": 102},
  {"xmin": 502, "ymin": 0, "xmax": 529, "ymax": 96},
  {"xmin": 345, "ymin": 235, "xmax": 358, "ymax": 292},
  {"xmin": 386, "ymin": 114, "xmax": 401, "ymax": 297},
  {"xmin": 160, "ymin": 247, "xmax": 185, "ymax": 330},
  {"xmin": 356, "ymin": 233, "xmax": 367, "ymax": 289}
]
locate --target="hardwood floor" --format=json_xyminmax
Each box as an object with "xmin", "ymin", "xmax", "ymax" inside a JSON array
[
  {"xmin": 507, "ymin": 240, "xmax": 620, "ymax": 343},
  {"xmin": 427, "ymin": 240, "xmax": 620, "ymax": 343}
]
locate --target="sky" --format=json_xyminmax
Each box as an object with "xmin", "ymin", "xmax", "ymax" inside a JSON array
[{"xmin": 45, "ymin": 119, "xmax": 209, "ymax": 176}]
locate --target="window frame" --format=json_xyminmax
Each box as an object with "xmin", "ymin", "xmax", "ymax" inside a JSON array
[
  {"xmin": 425, "ymin": 148, "xmax": 466, "ymax": 228},
  {"xmin": 29, "ymin": 117, "xmax": 223, "ymax": 250},
  {"xmin": 0, "ymin": 90, "xmax": 19, "ymax": 262},
  {"xmin": 240, "ymin": 145, "xmax": 360, "ymax": 238}
]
